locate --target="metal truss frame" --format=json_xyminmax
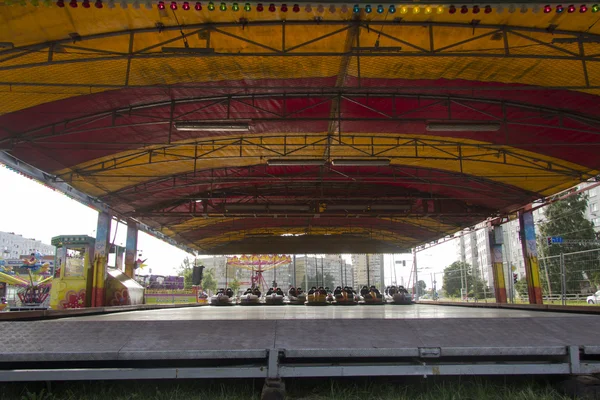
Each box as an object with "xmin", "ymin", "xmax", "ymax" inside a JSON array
[
  {"xmin": 17, "ymin": 92, "xmax": 596, "ymax": 185},
  {"xmin": 1, "ymin": 21, "xmax": 600, "ymax": 89}
]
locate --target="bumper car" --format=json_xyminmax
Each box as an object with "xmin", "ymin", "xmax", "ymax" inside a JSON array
[
  {"xmin": 197, "ymin": 291, "xmax": 209, "ymax": 305},
  {"xmin": 390, "ymin": 285, "xmax": 413, "ymax": 305},
  {"xmin": 239, "ymin": 288, "xmax": 261, "ymax": 305},
  {"xmin": 287, "ymin": 287, "xmax": 307, "ymax": 305},
  {"xmin": 210, "ymin": 288, "xmax": 235, "ymax": 306},
  {"xmin": 324, "ymin": 287, "xmax": 335, "ymax": 303},
  {"xmin": 307, "ymin": 287, "xmax": 328, "ymax": 306},
  {"xmin": 361, "ymin": 285, "xmax": 385, "ymax": 305},
  {"xmin": 265, "ymin": 287, "xmax": 285, "ymax": 305},
  {"xmin": 334, "ymin": 286, "xmax": 358, "ymax": 305}
]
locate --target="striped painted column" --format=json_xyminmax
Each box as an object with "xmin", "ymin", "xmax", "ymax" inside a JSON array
[
  {"xmin": 92, "ymin": 212, "xmax": 111, "ymax": 307},
  {"xmin": 489, "ymin": 227, "xmax": 507, "ymax": 303},
  {"xmin": 519, "ymin": 210, "xmax": 544, "ymax": 304},
  {"xmin": 124, "ymin": 220, "xmax": 138, "ymax": 279}
]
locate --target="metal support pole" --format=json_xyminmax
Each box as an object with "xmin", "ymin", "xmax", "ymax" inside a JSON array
[
  {"xmin": 366, "ymin": 254, "xmax": 370, "ymax": 287},
  {"xmin": 344, "ymin": 261, "xmax": 347, "ymax": 287},
  {"xmin": 414, "ymin": 248, "xmax": 419, "ymax": 301},
  {"xmin": 339, "ymin": 256, "xmax": 343, "ymax": 287},
  {"xmin": 314, "ymin": 256, "xmax": 318, "ymax": 287},
  {"xmin": 293, "ymin": 255, "xmax": 296, "ymax": 287},
  {"xmin": 124, "ymin": 220, "xmax": 138, "ymax": 278},
  {"xmin": 321, "ymin": 257, "xmax": 324, "ymax": 286},
  {"xmin": 519, "ymin": 210, "xmax": 544, "ymax": 304},
  {"xmin": 459, "ymin": 235, "xmax": 466, "ymax": 300},
  {"xmin": 380, "ymin": 254, "xmax": 385, "ymax": 291},
  {"xmin": 305, "ymin": 255, "xmax": 308, "ymax": 289},
  {"xmin": 489, "ymin": 226, "xmax": 507, "ymax": 303},
  {"xmin": 560, "ymin": 252, "xmax": 566, "ymax": 306},
  {"xmin": 92, "ymin": 212, "xmax": 111, "ymax": 307}
]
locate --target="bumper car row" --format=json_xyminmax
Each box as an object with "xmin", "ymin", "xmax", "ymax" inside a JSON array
[{"xmin": 208, "ymin": 285, "xmax": 414, "ymax": 305}]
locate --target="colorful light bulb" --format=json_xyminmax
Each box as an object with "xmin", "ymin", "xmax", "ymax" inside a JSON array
[
  {"xmin": 592, "ymin": 3, "xmax": 600, "ymax": 12},
  {"xmin": 195, "ymin": 1, "xmax": 202, "ymax": 9},
  {"xmin": 364, "ymin": 4, "xmax": 371, "ymax": 13},
  {"xmin": 376, "ymin": 4, "xmax": 383, "ymax": 13},
  {"xmin": 388, "ymin": 4, "xmax": 395, "ymax": 13},
  {"xmin": 207, "ymin": 1, "xmax": 214, "ymax": 9},
  {"xmin": 543, "ymin": 4, "xmax": 552, "ymax": 12},
  {"xmin": 182, "ymin": 1, "xmax": 190, "ymax": 9},
  {"xmin": 232, "ymin": 2, "xmax": 239, "ymax": 10},
  {"xmin": 353, "ymin": 4, "xmax": 359, "ymax": 13}
]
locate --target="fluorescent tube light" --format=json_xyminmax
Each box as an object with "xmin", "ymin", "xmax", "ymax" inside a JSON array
[
  {"xmin": 267, "ymin": 159, "xmax": 326, "ymax": 166},
  {"xmin": 225, "ymin": 204, "xmax": 267, "ymax": 211},
  {"xmin": 269, "ymin": 204, "xmax": 311, "ymax": 211},
  {"xmin": 426, "ymin": 123, "xmax": 501, "ymax": 132},
  {"xmin": 175, "ymin": 122, "xmax": 249, "ymax": 132},
  {"xmin": 332, "ymin": 159, "xmax": 391, "ymax": 167},
  {"xmin": 370, "ymin": 204, "xmax": 412, "ymax": 211},
  {"xmin": 327, "ymin": 204, "xmax": 368, "ymax": 211},
  {"xmin": 351, "ymin": 46, "xmax": 402, "ymax": 52}
]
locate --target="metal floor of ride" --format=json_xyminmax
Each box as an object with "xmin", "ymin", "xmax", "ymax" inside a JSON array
[
  {"xmin": 64, "ymin": 303, "xmax": 588, "ymax": 321},
  {"xmin": 1, "ymin": 304, "xmax": 599, "ymax": 381}
]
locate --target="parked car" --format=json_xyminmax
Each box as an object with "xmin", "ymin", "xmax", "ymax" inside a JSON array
[{"xmin": 587, "ymin": 290, "xmax": 600, "ymax": 304}]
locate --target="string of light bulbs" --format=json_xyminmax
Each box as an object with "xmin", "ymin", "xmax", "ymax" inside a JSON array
[{"xmin": 6, "ymin": 0, "xmax": 600, "ymax": 14}]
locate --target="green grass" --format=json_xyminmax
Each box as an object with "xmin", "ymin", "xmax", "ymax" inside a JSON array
[{"xmin": 0, "ymin": 377, "xmax": 572, "ymax": 400}]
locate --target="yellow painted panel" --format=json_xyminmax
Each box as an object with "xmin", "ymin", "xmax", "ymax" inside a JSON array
[
  {"xmin": 194, "ymin": 226, "xmax": 418, "ymax": 249},
  {"xmin": 127, "ymin": 55, "xmax": 340, "ymax": 85},
  {"xmin": 0, "ymin": 59, "xmax": 128, "ymax": 85},
  {"xmin": 55, "ymin": 132, "xmax": 596, "ymax": 202},
  {"xmin": 169, "ymin": 215, "xmax": 456, "ymax": 234},
  {"xmin": 350, "ymin": 56, "xmax": 587, "ymax": 87},
  {"xmin": 585, "ymin": 61, "xmax": 600, "ymax": 87}
]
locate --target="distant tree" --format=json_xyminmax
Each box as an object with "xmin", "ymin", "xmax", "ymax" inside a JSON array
[
  {"xmin": 202, "ymin": 268, "xmax": 217, "ymax": 295},
  {"xmin": 177, "ymin": 257, "xmax": 194, "ymax": 289},
  {"xmin": 442, "ymin": 261, "xmax": 488, "ymax": 299},
  {"xmin": 515, "ymin": 277, "xmax": 529, "ymax": 299},
  {"xmin": 229, "ymin": 278, "xmax": 241, "ymax": 294},
  {"xmin": 417, "ymin": 280, "xmax": 427, "ymax": 294},
  {"xmin": 443, "ymin": 261, "xmax": 469, "ymax": 297},
  {"xmin": 537, "ymin": 193, "xmax": 597, "ymax": 294}
]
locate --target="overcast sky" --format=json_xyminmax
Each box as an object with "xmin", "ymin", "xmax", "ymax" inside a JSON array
[{"xmin": 0, "ymin": 166, "xmax": 457, "ymax": 286}]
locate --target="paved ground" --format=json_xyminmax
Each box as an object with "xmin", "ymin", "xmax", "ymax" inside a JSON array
[
  {"xmin": 2, "ymin": 304, "xmax": 599, "ymax": 365},
  {"xmin": 65, "ymin": 303, "xmax": 585, "ymax": 321}
]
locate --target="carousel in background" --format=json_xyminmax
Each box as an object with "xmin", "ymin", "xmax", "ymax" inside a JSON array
[
  {"xmin": 0, "ymin": 252, "xmax": 53, "ymax": 311},
  {"xmin": 227, "ymin": 254, "xmax": 292, "ymax": 292}
]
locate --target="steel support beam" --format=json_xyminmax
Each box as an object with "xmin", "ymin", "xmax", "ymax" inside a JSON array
[
  {"xmin": 489, "ymin": 226, "xmax": 507, "ymax": 303},
  {"xmin": 124, "ymin": 219, "xmax": 138, "ymax": 279},
  {"xmin": 519, "ymin": 210, "xmax": 544, "ymax": 304},
  {"xmin": 92, "ymin": 212, "xmax": 111, "ymax": 307}
]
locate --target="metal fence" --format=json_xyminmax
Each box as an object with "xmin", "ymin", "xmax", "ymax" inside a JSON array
[{"xmin": 538, "ymin": 248, "xmax": 600, "ymax": 305}]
